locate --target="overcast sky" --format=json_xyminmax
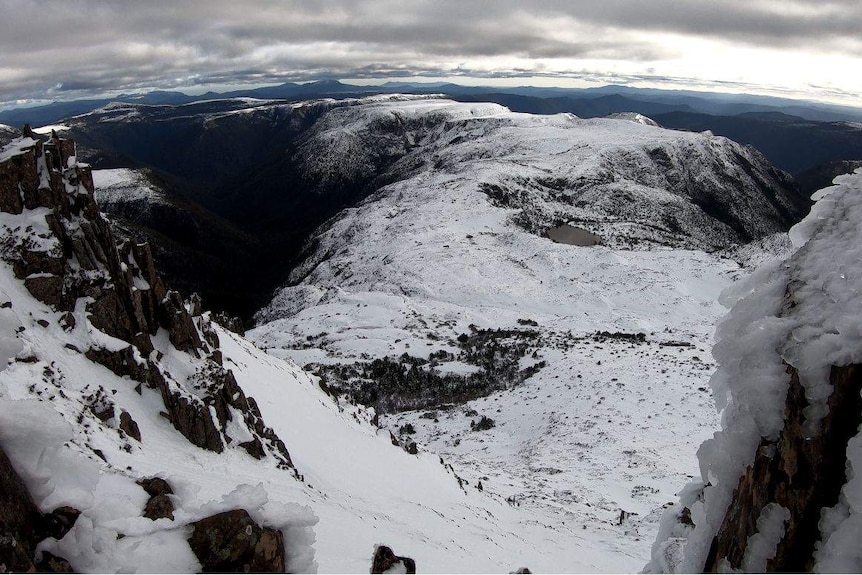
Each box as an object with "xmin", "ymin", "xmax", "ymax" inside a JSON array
[{"xmin": 1, "ymin": 0, "xmax": 860, "ymax": 108}]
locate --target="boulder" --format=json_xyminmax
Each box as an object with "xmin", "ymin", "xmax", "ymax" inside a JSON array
[
  {"xmin": 138, "ymin": 478, "xmax": 175, "ymax": 522},
  {"xmin": 370, "ymin": 544, "xmax": 416, "ymax": 574},
  {"xmin": 187, "ymin": 509, "xmax": 285, "ymax": 573},
  {"xmin": 119, "ymin": 410, "xmax": 141, "ymax": 442}
]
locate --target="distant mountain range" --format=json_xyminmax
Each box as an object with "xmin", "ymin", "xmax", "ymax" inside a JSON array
[{"xmin": 2, "ymin": 80, "xmax": 861, "ymax": 176}]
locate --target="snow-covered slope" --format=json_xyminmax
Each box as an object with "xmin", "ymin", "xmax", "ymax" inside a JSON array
[
  {"xmin": 0, "ymin": 124, "xmax": 16, "ymax": 147},
  {"xmin": 647, "ymin": 168, "xmax": 862, "ymax": 572},
  {"xmin": 91, "ymin": 168, "xmax": 168, "ymax": 215},
  {"xmin": 249, "ymin": 97, "xmax": 806, "ymax": 569},
  {"xmin": 282, "ymin": 97, "xmax": 803, "ymax": 254},
  {"xmin": 1, "ymin": 132, "xmax": 663, "ymax": 573}
]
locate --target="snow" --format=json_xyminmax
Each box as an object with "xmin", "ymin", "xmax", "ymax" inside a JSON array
[
  {"xmin": 605, "ymin": 112, "xmax": 660, "ymax": 127},
  {"xmin": 740, "ymin": 503, "xmax": 790, "ymax": 572},
  {"xmin": 92, "ymin": 168, "xmax": 166, "ymax": 211},
  {"xmin": 32, "ymin": 124, "xmax": 71, "ymax": 135},
  {"xmin": 0, "ymin": 135, "xmax": 38, "ymax": 162},
  {"xmin": 248, "ymin": 97, "xmax": 784, "ymax": 570},
  {"xmin": 0, "ymin": 98, "xmax": 820, "ymax": 572}
]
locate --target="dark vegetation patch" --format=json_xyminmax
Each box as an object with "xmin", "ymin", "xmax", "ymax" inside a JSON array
[{"xmin": 308, "ymin": 328, "xmax": 547, "ymax": 413}]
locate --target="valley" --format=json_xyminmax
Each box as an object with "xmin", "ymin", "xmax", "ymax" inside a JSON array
[{"xmin": 0, "ymin": 93, "xmax": 855, "ymax": 572}]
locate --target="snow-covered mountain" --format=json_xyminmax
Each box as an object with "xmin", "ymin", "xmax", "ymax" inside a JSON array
[
  {"xmin": 0, "ymin": 130, "xmax": 647, "ymax": 573},
  {"xmin": 0, "ymin": 96, "xmax": 820, "ymax": 573},
  {"xmin": 246, "ymin": 97, "xmax": 809, "ymax": 568},
  {"xmin": 52, "ymin": 95, "xmax": 807, "ymax": 322}
]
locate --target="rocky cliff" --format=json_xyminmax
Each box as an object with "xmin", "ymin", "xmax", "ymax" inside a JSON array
[
  {"xmin": 647, "ymin": 168, "xmax": 862, "ymax": 572},
  {"xmin": 0, "ymin": 126, "xmax": 291, "ymax": 464},
  {"xmin": 0, "ymin": 128, "xmax": 309, "ymax": 572}
]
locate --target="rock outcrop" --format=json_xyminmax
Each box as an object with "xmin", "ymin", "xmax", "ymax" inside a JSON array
[
  {"xmin": 702, "ymin": 364, "xmax": 862, "ymax": 572},
  {"xmin": 0, "ymin": 128, "xmax": 293, "ymax": 468},
  {"xmin": 188, "ymin": 509, "xmax": 285, "ymax": 573},
  {"xmin": 0, "ymin": 128, "xmax": 310, "ymax": 572},
  {"xmin": 370, "ymin": 544, "xmax": 416, "ymax": 574}
]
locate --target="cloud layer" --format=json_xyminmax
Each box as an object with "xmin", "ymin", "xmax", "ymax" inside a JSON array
[{"xmin": 1, "ymin": 0, "xmax": 860, "ymax": 105}]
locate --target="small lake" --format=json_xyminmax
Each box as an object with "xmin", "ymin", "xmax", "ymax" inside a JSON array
[{"xmin": 547, "ymin": 224, "xmax": 601, "ymax": 246}]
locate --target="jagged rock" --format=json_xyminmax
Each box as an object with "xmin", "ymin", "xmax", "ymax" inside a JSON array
[
  {"xmin": 119, "ymin": 411, "xmax": 141, "ymax": 442},
  {"xmin": 0, "ymin": 444, "xmax": 40, "ymax": 572},
  {"xmin": 0, "ymin": 144, "xmax": 34, "ymax": 214},
  {"xmin": 188, "ymin": 293, "xmax": 203, "ymax": 316},
  {"xmin": 212, "ymin": 311, "xmax": 245, "ymax": 336},
  {"xmin": 239, "ymin": 438, "xmax": 265, "ymax": 459},
  {"xmin": 158, "ymin": 290, "xmax": 202, "ymax": 354},
  {"xmin": 370, "ymin": 544, "xmax": 416, "ymax": 574},
  {"xmin": 187, "ymin": 509, "xmax": 285, "ymax": 573},
  {"xmin": 1, "ymin": 132, "xmax": 294, "ymax": 470},
  {"xmin": 160, "ymin": 391, "xmax": 224, "ymax": 453}
]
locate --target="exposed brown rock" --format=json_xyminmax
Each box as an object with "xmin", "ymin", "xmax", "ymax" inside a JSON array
[
  {"xmin": 24, "ymin": 274, "xmax": 63, "ymax": 307},
  {"xmin": 119, "ymin": 411, "xmax": 141, "ymax": 442},
  {"xmin": 1, "ymin": 132, "xmax": 294, "ymax": 468},
  {"xmin": 137, "ymin": 477, "xmax": 173, "ymax": 498},
  {"xmin": 0, "ymin": 145, "xmax": 33, "ymax": 214},
  {"xmin": 158, "ymin": 290, "xmax": 202, "ymax": 354},
  {"xmin": 138, "ymin": 477, "xmax": 175, "ymax": 521},
  {"xmin": 370, "ymin": 545, "xmax": 416, "ymax": 574},
  {"xmin": 212, "ymin": 311, "xmax": 245, "ymax": 336},
  {"xmin": 187, "ymin": 509, "xmax": 285, "ymax": 573},
  {"xmin": 142, "ymin": 495, "xmax": 174, "ymax": 522}
]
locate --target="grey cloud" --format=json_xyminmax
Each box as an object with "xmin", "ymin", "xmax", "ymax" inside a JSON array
[{"xmin": 0, "ymin": 0, "xmax": 860, "ymax": 104}]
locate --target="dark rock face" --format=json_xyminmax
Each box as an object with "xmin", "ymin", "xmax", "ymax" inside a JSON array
[
  {"xmin": 118, "ymin": 411, "xmax": 141, "ymax": 442},
  {"xmin": 0, "ymin": 130, "xmax": 294, "ymax": 469},
  {"xmin": 188, "ymin": 509, "xmax": 285, "ymax": 573},
  {"xmin": 703, "ymin": 363, "xmax": 862, "ymax": 572},
  {"xmin": 0, "ymin": 444, "xmax": 41, "ymax": 572},
  {"xmin": 370, "ymin": 545, "xmax": 416, "ymax": 574},
  {"xmin": 142, "ymin": 494, "xmax": 174, "ymax": 522},
  {"xmin": 0, "ymin": 444, "xmax": 77, "ymax": 573}
]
